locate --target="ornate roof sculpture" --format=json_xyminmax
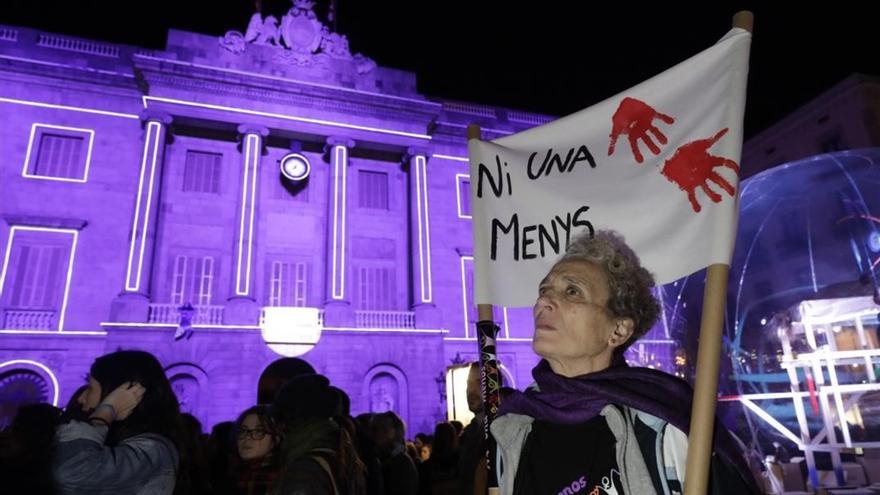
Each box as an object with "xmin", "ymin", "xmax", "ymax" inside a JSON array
[{"xmin": 220, "ymin": 0, "xmax": 377, "ymax": 75}]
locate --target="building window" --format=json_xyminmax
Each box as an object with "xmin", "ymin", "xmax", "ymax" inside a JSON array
[
  {"xmin": 457, "ymin": 175, "xmax": 471, "ymax": 217},
  {"xmin": 3, "ymin": 243, "xmax": 65, "ymax": 311},
  {"xmin": 183, "ymin": 151, "xmax": 222, "ymax": 194},
  {"xmin": 1, "ymin": 228, "xmax": 76, "ymax": 331},
  {"xmin": 23, "ymin": 124, "xmax": 94, "ymax": 182},
  {"xmin": 169, "ymin": 255, "xmax": 217, "ymax": 305},
  {"xmin": 357, "ymin": 266, "xmax": 395, "ymax": 310},
  {"xmin": 266, "ymin": 260, "xmax": 309, "ymax": 307},
  {"xmin": 358, "ymin": 170, "xmax": 389, "ymax": 210}
]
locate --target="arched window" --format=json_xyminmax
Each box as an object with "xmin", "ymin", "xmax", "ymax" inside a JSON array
[{"xmin": 0, "ymin": 360, "xmax": 58, "ymax": 430}]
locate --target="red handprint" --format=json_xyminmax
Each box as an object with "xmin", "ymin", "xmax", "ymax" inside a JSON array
[
  {"xmin": 661, "ymin": 128, "xmax": 739, "ymax": 213},
  {"xmin": 608, "ymin": 97, "xmax": 676, "ymax": 163}
]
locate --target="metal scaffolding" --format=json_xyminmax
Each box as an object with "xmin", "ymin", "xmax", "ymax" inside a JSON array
[{"xmin": 725, "ymin": 295, "xmax": 880, "ymax": 489}]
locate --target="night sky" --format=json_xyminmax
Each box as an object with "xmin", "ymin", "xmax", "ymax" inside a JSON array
[{"xmin": 1, "ymin": 1, "xmax": 878, "ymax": 138}]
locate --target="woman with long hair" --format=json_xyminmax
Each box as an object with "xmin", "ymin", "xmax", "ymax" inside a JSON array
[
  {"xmin": 52, "ymin": 350, "xmax": 187, "ymax": 495},
  {"xmin": 233, "ymin": 406, "xmax": 282, "ymax": 495}
]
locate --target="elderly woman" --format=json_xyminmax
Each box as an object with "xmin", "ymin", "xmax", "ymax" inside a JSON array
[{"xmin": 491, "ymin": 230, "xmax": 758, "ymax": 495}]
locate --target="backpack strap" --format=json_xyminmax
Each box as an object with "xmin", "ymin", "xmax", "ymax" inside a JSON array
[{"xmin": 309, "ymin": 451, "xmax": 340, "ymax": 495}]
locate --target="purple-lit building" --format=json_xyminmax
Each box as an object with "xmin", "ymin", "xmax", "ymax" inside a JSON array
[{"xmin": 0, "ymin": 7, "xmax": 674, "ymax": 432}]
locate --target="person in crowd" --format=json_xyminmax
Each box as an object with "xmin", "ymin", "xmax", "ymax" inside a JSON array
[
  {"xmin": 271, "ymin": 373, "xmax": 365, "ymax": 494},
  {"xmin": 208, "ymin": 421, "xmax": 238, "ymax": 495},
  {"xmin": 371, "ymin": 411, "xmax": 419, "ymax": 495},
  {"xmin": 417, "ymin": 422, "xmax": 459, "ymax": 495},
  {"xmin": 457, "ymin": 361, "xmax": 505, "ymax": 495},
  {"xmin": 449, "ymin": 420, "xmax": 463, "ymax": 437},
  {"xmin": 490, "ymin": 230, "xmax": 760, "ymax": 494},
  {"xmin": 405, "ymin": 441, "xmax": 420, "ymax": 464},
  {"xmin": 413, "ymin": 433, "xmax": 432, "ymax": 463},
  {"xmin": 335, "ymin": 392, "xmax": 383, "ymax": 495},
  {"xmin": 257, "ymin": 358, "xmax": 315, "ymax": 405},
  {"xmin": 52, "ymin": 349, "xmax": 187, "ymax": 495},
  {"xmin": 233, "ymin": 406, "xmax": 282, "ymax": 495},
  {"xmin": 181, "ymin": 413, "xmax": 213, "ymax": 495},
  {"xmin": 0, "ymin": 403, "xmax": 63, "ymax": 494}
]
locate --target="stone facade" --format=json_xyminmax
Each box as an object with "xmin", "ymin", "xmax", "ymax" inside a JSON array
[{"xmin": 0, "ymin": 7, "xmax": 671, "ymax": 432}]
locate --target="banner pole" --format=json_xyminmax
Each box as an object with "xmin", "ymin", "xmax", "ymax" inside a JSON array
[
  {"xmin": 468, "ymin": 123, "xmax": 501, "ymax": 495},
  {"xmin": 683, "ymin": 12, "xmax": 753, "ymax": 495}
]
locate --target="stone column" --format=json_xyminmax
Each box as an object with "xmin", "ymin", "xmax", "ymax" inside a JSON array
[
  {"xmin": 224, "ymin": 124, "xmax": 269, "ymax": 325},
  {"xmin": 322, "ymin": 136, "xmax": 355, "ymax": 328},
  {"xmin": 110, "ymin": 110, "xmax": 172, "ymax": 322},
  {"xmin": 406, "ymin": 148, "xmax": 439, "ymax": 329}
]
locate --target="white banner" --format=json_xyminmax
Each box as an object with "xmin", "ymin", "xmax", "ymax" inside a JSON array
[{"xmin": 469, "ymin": 28, "xmax": 751, "ymax": 307}]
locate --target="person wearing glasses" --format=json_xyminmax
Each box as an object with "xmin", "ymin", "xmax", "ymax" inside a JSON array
[{"xmin": 234, "ymin": 406, "xmax": 282, "ymax": 495}]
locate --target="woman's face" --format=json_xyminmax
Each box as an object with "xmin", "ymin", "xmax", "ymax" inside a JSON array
[
  {"xmin": 532, "ymin": 261, "xmax": 622, "ymax": 372},
  {"xmin": 237, "ymin": 414, "xmax": 275, "ymax": 461},
  {"xmin": 77, "ymin": 376, "xmax": 102, "ymax": 411}
]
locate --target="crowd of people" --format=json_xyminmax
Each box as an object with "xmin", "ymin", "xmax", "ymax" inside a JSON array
[
  {"xmin": 1, "ymin": 230, "xmax": 762, "ymax": 494},
  {"xmin": 0, "ymin": 352, "xmax": 494, "ymax": 495}
]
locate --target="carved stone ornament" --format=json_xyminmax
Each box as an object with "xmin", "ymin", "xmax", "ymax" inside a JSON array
[
  {"xmin": 218, "ymin": 0, "xmax": 376, "ymax": 74},
  {"xmin": 219, "ymin": 31, "xmax": 246, "ymax": 54}
]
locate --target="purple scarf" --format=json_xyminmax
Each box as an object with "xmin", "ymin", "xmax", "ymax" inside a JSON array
[{"xmin": 499, "ymin": 358, "xmax": 755, "ymax": 487}]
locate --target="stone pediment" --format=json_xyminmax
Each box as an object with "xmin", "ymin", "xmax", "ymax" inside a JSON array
[{"xmin": 219, "ymin": 0, "xmax": 376, "ymax": 75}]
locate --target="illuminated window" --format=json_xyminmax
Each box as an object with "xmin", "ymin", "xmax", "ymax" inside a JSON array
[
  {"xmin": 3, "ymin": 244, "xmax": 65, "ymax": 311},
  {"xmin": 169, "ymin": 255, "xmax": 216, "ymax": 305},
  {"xmin": 266, "ymin": 260, "xmax": 309, "ymax": 307},
  {"xmin": 357, "ymin": 266, "xmax": 396, "ymax": 310},
  {"xmin": 1, "ymin": 231, "xmax": 74, "ymax": 330},
  {"xmin": 458, "ymin": 178, "xmax": 471, "ymax": 216},
  {"xmin": 23, "ymin": 125, "xmax": 93, "ymax": 182},
  {"xmin": 183, "ymin": 151, "xmax": 222, "ymax": 194},
  {"xmin": 358, "ymin": 170, "xmax": 389, "ymax": 209}
]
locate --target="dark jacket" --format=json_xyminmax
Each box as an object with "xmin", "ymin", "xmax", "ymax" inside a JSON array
[
  {"xmin": 378, "ymin": 445, "xmax": 419, "ymax": 495},
  {"xmin": 272, "ymin": 418, "xmax": 365, "ymax": 495}
]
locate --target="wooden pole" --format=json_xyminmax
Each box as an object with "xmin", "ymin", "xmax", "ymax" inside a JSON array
[
  {"xmin": 683, "ymin": 12, "xmax": 753, "ymax": 495},
  {"xmin": 468, "ymin": 124, "xmax": 501, "ymax": 495}
]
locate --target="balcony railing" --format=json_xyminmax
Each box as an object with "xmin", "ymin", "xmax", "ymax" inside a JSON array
[
  {"xmin": 147, "ymin": 304, "xmax": 224, "ymax": 325},
  {"xmin": 354, "ymin": 310, "xmax": 415, "ymax": 329},
  {"xmin": 4, "ymin": 309, "xmax": 55, "ymax": 330},
  {"xmin": 143, "ymin": 305, "xmax": 415, "ymax": 330},
  {"xmin": 0, "ymin": 26, "xmax": 18, "ymax": 42},
  {"xmin": 36, "ymin": 33, "xmax": 119, "ymax": 57}
]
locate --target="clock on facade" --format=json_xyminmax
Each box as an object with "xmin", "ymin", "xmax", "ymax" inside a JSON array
[{"xmin": 280, "ymin": 153, "xmax": 311, "ymax": 181}]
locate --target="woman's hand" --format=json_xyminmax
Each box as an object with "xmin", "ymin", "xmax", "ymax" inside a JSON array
[{"xmin": 99, "ymin": 382, "xmax": 146, "ymax": 421}]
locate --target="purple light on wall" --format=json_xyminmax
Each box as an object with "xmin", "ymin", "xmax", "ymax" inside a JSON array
[
  {"xmin": 143, "ymin": 96, "xmax": 433, "ymax": 141},
  {"xmin": 0, "ymin": 96, "xmax": 140, "ymax": 120},
  {"xmin": 0, "ymin": 20, "xmax": 578, "ymax": 431}
]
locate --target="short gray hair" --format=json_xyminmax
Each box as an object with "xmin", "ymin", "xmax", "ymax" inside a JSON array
[{"xmin": 559, "ymin": 230, "xmax": 660, "ymax": 354}]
